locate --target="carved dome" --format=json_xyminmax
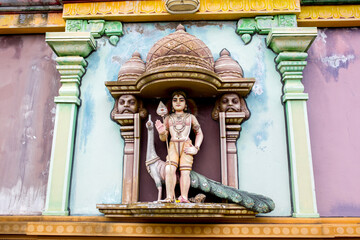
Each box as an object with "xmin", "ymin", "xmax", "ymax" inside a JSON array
[
  {"xmin": 215, "ymin": 49, "xmax": 244, "ymax": 80},
  {"xmin": 146, "ymin": 24, "xmax": 215, "ymax": 72},
  {"xmin": 106, "ymin": 26, "xmax": 255, "ymax": 99},
  {"xmin": 118, "ymin": 51, "xmax": 145, "ymax": 81}
]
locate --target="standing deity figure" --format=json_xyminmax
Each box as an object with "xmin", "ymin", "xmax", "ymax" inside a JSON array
[{"xmin": 155, "ymin": 91, "xmax": 203, "ymax": 203}]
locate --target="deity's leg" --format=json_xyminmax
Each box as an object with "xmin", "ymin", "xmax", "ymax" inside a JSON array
[
  {"xmin": 157, "ymin": 186, "xmax": 162, "ymax": 201},
  {"xmin": 165, "ymin": 164, "xmax": 177, "ymax": 200},
  {"xmin": 180, "ymin": 170, "xmax": 191, "ymax": 201}
]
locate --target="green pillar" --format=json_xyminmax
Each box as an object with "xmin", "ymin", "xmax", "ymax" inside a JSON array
[
  {"xmin": 267, "ymin": 27, "xmax": 319, "ymax": 217},
  {"xmin": 43, "ymin": 32, "xmax": 96, "ymax": 215}
]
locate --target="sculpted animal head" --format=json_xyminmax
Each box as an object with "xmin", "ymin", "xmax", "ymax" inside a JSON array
[{"xmin": 146, "ymin": 114, "xmax": 153, "ymax": 130}]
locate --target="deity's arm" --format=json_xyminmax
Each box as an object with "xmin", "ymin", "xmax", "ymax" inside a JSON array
[
  {"xmin": 156, "ymin": 116, "xmax": 169, "ymax": 142},
  {"xmin": 191, "ymin": 115, "xmax": 203, "ymax": 150}
]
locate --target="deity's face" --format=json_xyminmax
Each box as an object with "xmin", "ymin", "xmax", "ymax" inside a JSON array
[
  {"xmin": 172, "ymin": 94, "xmax": 186, "ymax": 113},
  {"xmin": 219, "ymin": 93, "xmax": 241, "ymax": 112},
  {"xmin": 118, "ymin": 95, "xmax": 138, "ymax": 114}
]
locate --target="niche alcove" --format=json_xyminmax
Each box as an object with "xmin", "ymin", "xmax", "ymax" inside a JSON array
[{"xmin": 97, "ymin": 24, "xmax": 272, "ymax": 219}]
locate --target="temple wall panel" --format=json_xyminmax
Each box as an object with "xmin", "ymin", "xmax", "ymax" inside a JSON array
[
  {"xmin": 303, "ymin": 28, "xmax": 360, "ymax": 217},
  {"xmin": 236, "ymin": 33, "xmax": 291, "ymax": 217},
  {"xmin": 69, "ymin": 21, "xmax": 291, "ymax": 216},
  {"xmin": 0, "ymin": 34, "xmax": 59, "ymax": 215},
  {"xmin": 70, "ymin": 38, "xmax": 125, "ymax": 215}
]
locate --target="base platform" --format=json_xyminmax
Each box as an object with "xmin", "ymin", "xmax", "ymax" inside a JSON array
[{"xmin": 97, "ymin": 202, "xmax": 256, "ymax": 222}]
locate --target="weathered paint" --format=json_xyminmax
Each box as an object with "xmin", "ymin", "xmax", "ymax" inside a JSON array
[
  {"xmin": 70, "ymin": 22, "xmax": 291, "ymax": 216},
  {"xmin": 236, "ymin": 33, "xmax": 291, "ymax": 217},
  {"xmin": 70, "ymin": 38, "xmax": 124, "ymax": 215},
  {"xmin": 303, "ymin": 28, "xmax": 360, "ymax": 217},
  {"xmin": 0, "ymin": 13, "xmax": 65, "ymax": 34},
  {"xmin": 0, "ymin": 35, "xmax": 59, "ymax": 215},
  {"xmin": 286, "ymin": 99, "xmax": 318, "ymax": 217},
  {"xmin": 43, "ymin": 103, "xmax": 78, "ymax": 216},
  {"xmin": 0, "ymin": 0, "xmax": 61, "ymax": 6}
]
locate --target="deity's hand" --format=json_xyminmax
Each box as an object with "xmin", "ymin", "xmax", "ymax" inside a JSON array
[
  {"xmin": 184, "ymin": 146, "xmax": 198, "ymax": 155},
  {"xmin": 155, "ymin": 120, "xmax": 166, "ymax": 135}
]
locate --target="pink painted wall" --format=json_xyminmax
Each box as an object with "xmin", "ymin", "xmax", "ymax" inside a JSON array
[
  {"xmin": 0, "ymin": 35, "xmax": 59, "ymax": 215},
  {"xmin": 303, "ymin": 28, "xmax": 360, "ymax": 216}
]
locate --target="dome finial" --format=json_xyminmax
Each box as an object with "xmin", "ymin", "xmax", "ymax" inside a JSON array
[
  {"xmin": 132, "ymin": 51, "xmax": 141, "ymax": 58},
  {"xmin": 176, "ymin": 24, "xmax": 186, "ymax": 32},
  {"xmin": 220, "ymin": 48, "xmax": 230, "ymax": 56}
]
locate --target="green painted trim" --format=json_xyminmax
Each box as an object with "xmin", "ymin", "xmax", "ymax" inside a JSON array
[
  {"xmin": 236, "ymin": 15, "xmax": 297, "ymax": 44},
  {"xmin": 266, "ymin": 27, "xmax": 317, "ymax": 53},
  {"xmin": 276, "ymin": 52, "xmax": 308, "ymax": 62},
  {"xmin": 66, "ymin": 19, "xmax": 123, "ymax": 46},
  {"xmin": 292, "ymin": 212, "xmax": 320, "ymax": 218},
  {"xmin": 43, "ymin": 104, "xmax": 78, "ymax": 216},
  {"xmin": 283, "ymin": 93, "xmax": 309, "ymax": 102},
  {"xmin": 54, "ymin": 96, "xmax": 81, "ymax": 105},
  {"xmin": 285, "ymin": 94, "xmax": 318, "ymax": 217},
  {"xmin": 265, "ymin": 31, "xmax": 319, "ymax": 217},
  {"xmin": 42, "ymin": 210, "xmax": 70, "ymax": 216},
  {"xmin": 43, "ymin": 22, "xmax": 124, "ymax": 216},
  {"xmin": 46, "ymin": 32, "xmax": 96, "ymax": 57}
]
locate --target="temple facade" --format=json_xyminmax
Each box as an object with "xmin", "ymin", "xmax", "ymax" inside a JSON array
[{"xmin": 1, "ymin": 0, "xmax": 360, "ymax": 239}]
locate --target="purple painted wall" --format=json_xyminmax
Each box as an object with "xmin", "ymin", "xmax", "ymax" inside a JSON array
[
  {"xmin": 0, "ymin": 35, "xmax": 59, "ymax": 215},
  {"xmin": 304, "ymin": 28, "xmax": 360, "ymax": 217}
]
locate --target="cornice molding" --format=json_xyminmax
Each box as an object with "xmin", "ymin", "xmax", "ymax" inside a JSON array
[
  {"xmin": 62, "ymin": 0, "xmax": 301, "ymax": 21},
  {"xmin": 1, "ymin": 3, "xmax": 360, "ymax": 34},
  {"xmin": 297, "ymin": 5, "xmax": 360, "ymax": 26}
]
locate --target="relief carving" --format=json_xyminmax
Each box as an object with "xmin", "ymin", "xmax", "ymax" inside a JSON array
[
  {"xmin": 212, "ymin": 93, "xmax": 250, "ymax": 121},
  {"xmin": 111, "ymin": 94, "xmax": 147, "ymax": 121},
  {"xmin": 101, "ymin": 24, "xmax": 275, "ymax": 217}
]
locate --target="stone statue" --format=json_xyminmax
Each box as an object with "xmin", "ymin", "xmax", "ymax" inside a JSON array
[
  {"xmin": 111, "ymin": 94, "xmax": 147, "ymax": 119},
  {"xmin": 155, "ymin": 91, "xmax": 203, "ymax": 203},
  {"xmin": 212, "ymin": 93, "xmax": 250, "ymax": 121},
  {"xmin": 145, "ymin": 114, "xmax": 275, "ymax": 213}
]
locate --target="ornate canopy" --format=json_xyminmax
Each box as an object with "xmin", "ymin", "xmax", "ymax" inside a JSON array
[{"xmin": 106, "ymin": 24, "xmax": 255, "ymax": 98}]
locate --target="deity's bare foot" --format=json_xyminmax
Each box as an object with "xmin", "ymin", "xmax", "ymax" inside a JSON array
[
  {"xmin": 159, "ymin": 198, "xmax": 175, "ymax": 203},
  {"xmin": 178, "ymin": 196, "xmax": 190, "ymax": 203}
]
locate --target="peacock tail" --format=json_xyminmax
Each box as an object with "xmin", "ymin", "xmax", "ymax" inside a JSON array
[{"xmin": 189, "ymin": 171, "xmax": 275, "ymax": 213}]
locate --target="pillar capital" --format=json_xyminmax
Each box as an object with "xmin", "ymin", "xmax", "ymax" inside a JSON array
[
  {"xmin": 266, "ymin": 27, "xmax": 317, "ymax": 53},
  {"xmin": 46, "ymin": 32, "xmax": 96, "ymax": 57}
]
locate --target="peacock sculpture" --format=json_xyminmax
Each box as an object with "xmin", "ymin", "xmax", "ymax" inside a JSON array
[{"xmin": 145, "ymin": 115, "xmax": 275, "ymax": 214}]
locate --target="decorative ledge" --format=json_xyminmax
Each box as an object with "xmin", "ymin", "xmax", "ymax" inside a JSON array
[
  {"xmin": 97, "ymin": 202, "xmax": 256, "ymax": 220},
  {"xmin": 297, "ymin": 5, "xmax": 360, "ymax": 27},
  {"xmin": 62, "ymin": 0, "xmax": 301, "ymax": 21},
  {"xmin": 1, "ymin": 216, "xmax": 360, "ymax": 238},
  {"xmin": 106, "ymin": 67, "xmax": 255, "ymax": 99}
]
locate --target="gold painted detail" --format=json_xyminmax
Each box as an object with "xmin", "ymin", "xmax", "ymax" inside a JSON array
[
  {"xmin": 1, "ymin": 218, "xmax": 360, "ymax": 238},
  {"xmin": 298, "ymin": 5, "xmax": 360, "ymax": 27},
  {"xmin": 62, "ymin": 0, "xmax": 300, "ymax": 21},
  {"xmin": 166, "ymin": 0, "xmax": 200, "ymax": 14},
  {"xmin": 114, "ymin": 114, "xmax": 135, "ymax": 126}
]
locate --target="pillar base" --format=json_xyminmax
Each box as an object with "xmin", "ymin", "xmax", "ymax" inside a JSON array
[
  {"xmin": 292, "ymin": 212, "xmax": 320, "ymax": 218},
  {"xmin": 42, "ymin": 210, "xmax": 69, "ymax": 216}
]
